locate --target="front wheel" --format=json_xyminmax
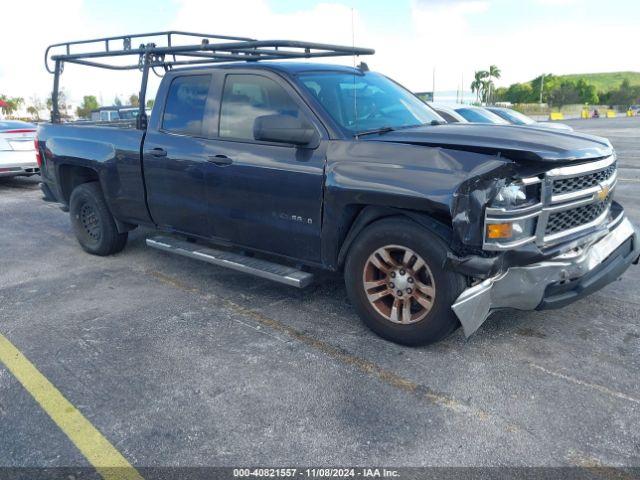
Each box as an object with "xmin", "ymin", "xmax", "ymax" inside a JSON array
[
  {"xmin": 69, "ymin": 182, "xmax": 128, "ymax": 256},
  {"xmin": 344, "ymin": 218, "xmax": 466, "ymax": 346}
]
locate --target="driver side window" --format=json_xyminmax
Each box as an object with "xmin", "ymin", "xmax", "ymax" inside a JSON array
[{"xmin": 219, "ymin": 74, "xmax": 302, "ymax": 141}]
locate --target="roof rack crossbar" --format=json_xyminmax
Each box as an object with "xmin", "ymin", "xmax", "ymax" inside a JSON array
[
  {"xmin": 46, "ymin": 33, "xmax": 374, "ymax": 72},
  {"xmin": 45, "ymin": 31, "xmax": 374, "ymax": 128},
  {"xmin": 59, "ymin": 49, "xmax": 365, "ymax": 71},
  {"xmin": 45, "ymin": 31, "xmax": 258, "ymax": 72}
]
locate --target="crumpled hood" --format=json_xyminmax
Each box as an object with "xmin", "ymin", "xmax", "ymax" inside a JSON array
[{"xmin": 361, "ymin": 123, "xmax": 613, "ymax": 162}]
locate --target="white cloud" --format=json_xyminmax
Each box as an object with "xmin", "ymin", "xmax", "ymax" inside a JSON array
[
  {"xmin": 0, "ymin": 0, "xmax": 87, "ymax": 104},
  {"xmin": 0, "ymin": 0, "xmax": 160, "ymax": 109},
  {"xmin": 534, "ymin": 0, "xmax": 577, "ymax": 4},
  {"xmin": 171, "ymin": 0, "xmax": 359, "ymax": 54},
  {"xmin": 0, "ymin": 0, "xmax": 637, "ymax": 111},
  {"xmin": 405, "ymin": 0, "xmax": 638, "ymax": 95}
]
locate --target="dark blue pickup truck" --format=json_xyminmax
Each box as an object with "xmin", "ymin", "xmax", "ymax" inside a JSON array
[{"xmin": 38, "ymin": 32, "xmax": 639, "ymax": 345}]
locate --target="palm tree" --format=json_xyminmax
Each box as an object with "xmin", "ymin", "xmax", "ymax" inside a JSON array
[
  {"xmin": 482, "ymin": 79, "xmax": 494, "ymax": 104},
  {"xmin": 471, "ymin": 70, "xmax": 489, "ymax": 103},
  {"xmin": 487, "ymin": 65, "xmax": 501, "ymax": 104},
  {"xmin": 489, "ymin": 65, "xmax": 501, "ymax": 81}
]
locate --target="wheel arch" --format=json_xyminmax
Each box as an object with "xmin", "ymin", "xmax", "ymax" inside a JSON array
[
  {"xmin": 58, "ymin": 164, "xmax": 136, "ymax": 233},
  {"xmin": 334, "ymin": 205, "xmax": 453, "ymax": 271},
  {"xmin": 57, "ymin": 164, "xmax": 99, "ymax": 204}
]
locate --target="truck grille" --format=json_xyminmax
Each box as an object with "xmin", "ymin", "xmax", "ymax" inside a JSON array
[
  {"xmin": 552, "ymin": 162, "xmax": 616, "ymax": 195},
  {"xmin": 545, "ymin": 197, "xmax": 611, "ymax": 235},
  {"xmin": 483, "ymin": 155, "xmax": 618, "ymax": 251}
]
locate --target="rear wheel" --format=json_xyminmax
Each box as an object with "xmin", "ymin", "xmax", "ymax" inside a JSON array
[
  {"xmin": 69, "ymin": 182, "xmax": 127, "ymax": 256},
  {"xmin": 344, "ymin": 218, "xmax": 466, "ymax": 346}
]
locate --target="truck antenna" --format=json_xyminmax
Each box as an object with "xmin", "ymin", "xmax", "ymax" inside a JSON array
[{"xmin": 352, "ymin": 8, "xmax": 358, "ymax": 134}]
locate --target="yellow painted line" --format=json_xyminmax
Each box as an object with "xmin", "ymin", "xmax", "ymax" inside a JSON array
[{"xmin": 0, "ymin": 333, "xmax": 143, "ymax": 480}]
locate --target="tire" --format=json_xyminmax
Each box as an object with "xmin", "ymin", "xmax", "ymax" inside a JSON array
[
  {"xmin": 344, "ymin": 217, "xmax": 466, "ymax": 346},
  {"xmin": 69, "ymin": 182, "xmax": 127, "ymax": 256}
]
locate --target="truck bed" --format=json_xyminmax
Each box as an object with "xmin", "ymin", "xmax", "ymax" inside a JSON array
[{"xmin": 37, "ymin": 123, "xmax": 152, "ymax": 227}]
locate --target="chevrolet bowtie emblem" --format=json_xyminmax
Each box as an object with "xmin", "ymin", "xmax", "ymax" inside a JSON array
[{"xmin": 597, "ymin": 184, "xmax": 610, "ymax": 201}]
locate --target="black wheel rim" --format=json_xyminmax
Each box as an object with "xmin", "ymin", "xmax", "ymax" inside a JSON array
[{"xmin": 79, "ymin": 203, "xmax": 101, "ymax": 241}]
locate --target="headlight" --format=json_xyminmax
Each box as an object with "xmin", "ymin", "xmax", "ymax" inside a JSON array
[
  {"xmin": 490, "ymin": 181, "xmax": 540, "ymax": 209},
  {"xmin": 483, "ymin": 178, "xmax": 542, "ymax": 250}
]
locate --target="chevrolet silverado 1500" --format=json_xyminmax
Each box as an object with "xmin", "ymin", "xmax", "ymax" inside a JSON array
[{"xmin": 38, "ymin": 32, "xmax": 639, "ymax": 345}]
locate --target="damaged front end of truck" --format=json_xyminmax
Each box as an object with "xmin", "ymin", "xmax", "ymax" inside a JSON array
[{"xmin": 448, "ymin": 150, "xmax": 640, "ymax": 337}]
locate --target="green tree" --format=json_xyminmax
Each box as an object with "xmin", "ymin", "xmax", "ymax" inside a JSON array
[
  {"xmin": 114, "ymin": 96, "xmax": 123, "ymax": 107},
  {"xmin": 493, "ymin": 86, "xmax": 508, "ymax": 102},
  {"xmin": 482, "ymin": 79, "xmax": 494, "ymax": 103},
  {"xmin": 27, "ymin": 96, "xmax": 45, "ymax": 120},
  {"xmin": 75, "ymin": 95, "xmax": 100, "ymax": 119},
  {"xmin": 26, "ymin": 106, "xmax": 39, "ymax": 120},
  {"xmin": 504, "ymin": 83, "xmax": 534, "ymax": 103},
  {"xmin": 46, "ymin": 88, "xmax": 68, "ymax": 115},
  {"xmin": 146, "ymin": 99, "xmax": 155, "ymax": 108},
  {"xmin": 0, "ymin": 95, "xmax": 24, "ymax": 116},
  {"xmin": 575, "ymin": 79, "xmax": 599, "ymax": 104},
  {"xmin": 471, "ymin": 70, "xmax": 489, "ymax": 103},
  {"xmin": 548, "ymin": 81, "xmax": 580, "ymax": 107},
  {"xmin": 606, "ymin": 79, "xmax": 640, "ymax": 106},
  {"xmin": 528, "ymin": 74, "xmax": 558, "ymax": 103},
  {"xmin": 129, "ymin": 94, "xmax": 140, "ymax": 107},
  {"xmin": 487, "ymin": 65, "xmax": 501, "ymax": 104}
]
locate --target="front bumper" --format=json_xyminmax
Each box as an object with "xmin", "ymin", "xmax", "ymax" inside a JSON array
[{"xmin": 452, "ymin": 216, "xmax": 639, "ymax": 337}]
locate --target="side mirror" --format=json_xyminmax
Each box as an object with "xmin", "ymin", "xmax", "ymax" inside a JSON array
[{"xmin": 253, "ymin": 114, "xmax": 319, "ymax": 147}]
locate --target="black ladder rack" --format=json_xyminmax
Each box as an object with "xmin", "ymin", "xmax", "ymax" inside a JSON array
[{"xmin": 45, "ymin": 31, "xmax": 375, "ymax": 128}]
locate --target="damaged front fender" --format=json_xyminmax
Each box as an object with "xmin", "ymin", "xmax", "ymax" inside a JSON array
[{"xmin": 450, "ymin": 159, "xmax": 518, "ymax": 250}]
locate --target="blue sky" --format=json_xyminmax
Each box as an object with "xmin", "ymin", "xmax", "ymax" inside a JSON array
[{"xmin": 1, "ymin": 0, "xmax": 638, "ymax": 107}]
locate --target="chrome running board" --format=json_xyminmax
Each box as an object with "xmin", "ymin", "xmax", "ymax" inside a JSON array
[{"xmin": 146, "ymin": 236, "xmax": 314, "ymax": 288}]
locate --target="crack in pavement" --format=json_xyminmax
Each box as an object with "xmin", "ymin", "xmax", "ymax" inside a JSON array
[
  {"xmin": 529, "ymin": 363, "xmax": 640, "ymax": 406},
  {"xmin": 566, "ymin": 450, "xmax": 639, "ymax": 480}
]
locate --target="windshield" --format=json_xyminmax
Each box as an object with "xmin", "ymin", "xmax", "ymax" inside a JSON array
[
  {"xmin": 492, "ymin": 108, "xmax": 535, "ymax": 125},
  {"xmin": 297, "ymin": 71, "xmax": 443, "ymax": 134},
  {"xmin": 455, "ymin": 108, "xmax": 510, "ymax": 124}
]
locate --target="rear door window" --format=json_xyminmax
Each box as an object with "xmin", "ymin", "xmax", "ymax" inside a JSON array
[{"xmin": 162, "ymin": 75, "xmax": 212, "ymax": 136}]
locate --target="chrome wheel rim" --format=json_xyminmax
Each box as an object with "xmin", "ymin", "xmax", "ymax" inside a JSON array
[{"xmin": 362, "ymin": 245, "xmax": 436, "ymax": 325}]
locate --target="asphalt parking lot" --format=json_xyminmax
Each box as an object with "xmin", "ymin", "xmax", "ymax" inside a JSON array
[{"xmin": 1, "ymin": 117, "xmax": 639, "ymax": 474}]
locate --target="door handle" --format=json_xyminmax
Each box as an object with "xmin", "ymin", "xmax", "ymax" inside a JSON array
[
  {"xmin": 207, "ymin": 154, "xmax": 233, "ymax": 166},
  {"xmin": 147, "ymin": 147, "xmax": 167, "ymax": 157}
]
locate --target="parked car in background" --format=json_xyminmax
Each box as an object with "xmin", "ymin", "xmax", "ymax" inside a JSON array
[
  {"xmin": 90, "ymin": 107, "xmax": 121, "ymax": 122},
  {"xmin": 453, "ymin": 105, "xmax": 510, "ymax": 124},
  {"xmin": 88, "ymin": 106, "xmax": 153, "ymax": 123},
  {"xmin": 486, "ymin": 106, "xmax": 573, "ymax": 132},
  {"xmin": 118, "ymin": 107, "xmax": 153, "ymax": 121},
  {"xmin": 0, "ymin": 120, "xmax": 39, "ymax": 178},
  {"xmin": 428, "ymin": 104, "xmax": 468, "ymax": 123}
]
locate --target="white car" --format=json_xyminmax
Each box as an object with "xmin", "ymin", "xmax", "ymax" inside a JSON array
[{"xmin": 0, "ymin": 121, "xmax": 39, "ymax": 178}]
